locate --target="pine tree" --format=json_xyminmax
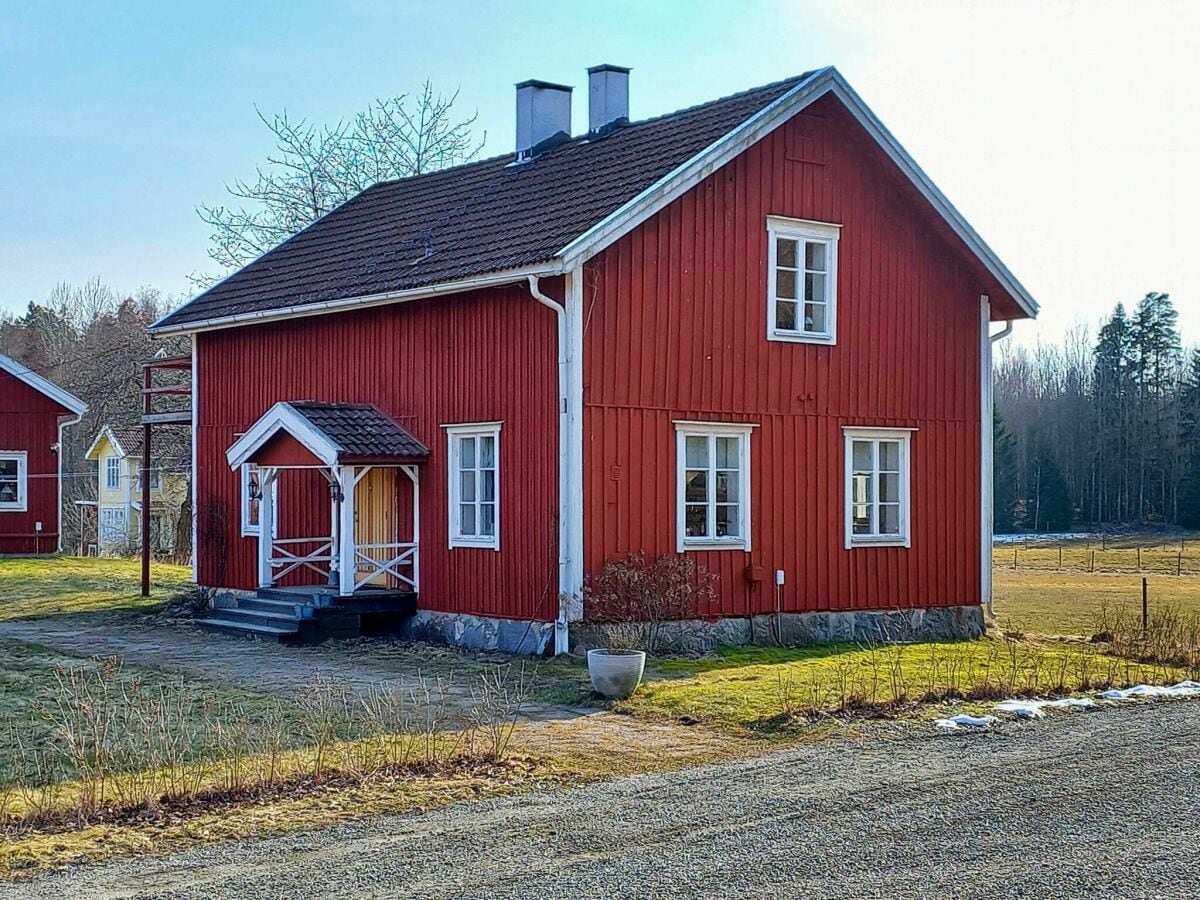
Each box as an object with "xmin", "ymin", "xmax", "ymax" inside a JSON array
[
  {"xmin": 993, "ymin": 408, "xmax": 1019, "ymax": 533},
  {"xmin": 1178, "ymin": 349, "xmax": 1200, "ymax": 528},
  {"xmin": 1130, "ymin": 292, "xmax": 1183, "ymax": 521}
]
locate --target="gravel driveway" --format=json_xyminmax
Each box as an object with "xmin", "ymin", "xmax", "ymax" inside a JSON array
[{"xmin": 6, "ymin": 700, "xmax": 1198, "ymax": 899}]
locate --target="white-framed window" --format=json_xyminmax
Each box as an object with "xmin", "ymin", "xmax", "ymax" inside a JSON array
[
  {"xmin": 674, "ymin": 422, "xmax": 755, "ymax": 551},
  {"xmin": 240, "ymin": 463, "xmax": 262, "ymax": 536},
  {"xmin": 767, "ymin": 216, "xmax": 840, "ymax": 344},
  {"xmin": 148, "ymin": 464, "xmax": 162, "ymax": 491},
  {"xmin": 844, "ymin": 427, "xmax": 914, "ymax": 548},
  {"xmin": 0, "ymin": 452, "xmax": 28, "ymax": 512},
  {"xmin": 100, "ymin": 506, "xmax": 127, "ymax": 543},
  {"xmin": 105, "ymin": 456, "xmax": 120, "ymax": 490},
  {"xmin": 445, "ymin": 422, "xmax": 501, "ymax": 550}
]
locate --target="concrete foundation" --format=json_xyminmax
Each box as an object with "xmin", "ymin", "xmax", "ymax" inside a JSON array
[
  {"xmin": 572, "ymin": 605, "xmax": 986, "ymax": 655},
  {"xmin": 399, "ymin": 609, "xmax": 555, "ymax": 655}
]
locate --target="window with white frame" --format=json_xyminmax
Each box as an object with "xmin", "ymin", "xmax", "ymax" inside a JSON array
[
  {"xmin": 445, "ymin": 423, "xmax": 501, "ymax": 549},
  {"xmin": 148, "ymin": 464, "xmax": 162, "ymax": 491},
  {"xmin": 844, "ymin": 428, "xmax": 913, "ymax": 547},
  {"xmin": 0, "ymin": 453, "xmax": 27, "ymax": 512},
  {"xmin": 105, "ymin": 456, "xmax": 120, "ymax": 490},
  {"xmin": 767, "ymin": 216, "xmax": 840, "ymax": 343},
  {"xmin": 100, "ymin": 507, "xmax": 127, "ymax": 543},
  {"xmin": 240, "ymin": 463, "xmax": 262, "ymax": 536},
  {"xmin": 675, "ymin": 422, "xmax": 753, "ymax": 551}
]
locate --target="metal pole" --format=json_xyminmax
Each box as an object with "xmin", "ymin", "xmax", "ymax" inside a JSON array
[
  {"xmin": 1142, "ymin": 577, "xmax": 1148, "ymax": 635},
  {"xmin": 140, "ymin": 425, "xmax": 151, "ymax": 599}
]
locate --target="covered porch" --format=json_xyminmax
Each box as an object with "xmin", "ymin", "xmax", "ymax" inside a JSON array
[{"xmin": 225, "ymin": 401, "xmax": 429, "ymax": 599}]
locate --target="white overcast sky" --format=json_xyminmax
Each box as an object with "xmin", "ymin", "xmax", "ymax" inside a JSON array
[{"xmin": 0, "ymin": 0, "xmax": 1196, "ymax": 348}]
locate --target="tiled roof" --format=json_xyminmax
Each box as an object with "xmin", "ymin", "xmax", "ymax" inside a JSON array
[
  {"xmin": 107, "ymin": 426, "xmax": 145, "ymax": 458},
  {"xmin": 155, "ymin": 74, "xmax": 813, "ymax": 330},
  {"xmin": 289, "ymin": 402, "xmax": 429, "ymax": 461}
]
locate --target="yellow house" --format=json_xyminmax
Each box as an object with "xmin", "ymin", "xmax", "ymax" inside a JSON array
[{"xmin": 84, "ymin": 426, "xmax": 188, "ymax": 556}]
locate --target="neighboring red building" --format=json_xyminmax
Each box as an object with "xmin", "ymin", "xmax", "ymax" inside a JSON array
[
  {"xmin": 0, "ymin": 353, "xmax": 87, "ymax": 555},
  {"xmin": 152, "ymin": 66, "xmax": 1037, "ymax": 653}
]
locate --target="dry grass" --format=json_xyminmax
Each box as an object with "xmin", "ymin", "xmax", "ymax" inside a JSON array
[{"xmin": 0, "ymin": 557, "xmax": 192, "ymax": 623}]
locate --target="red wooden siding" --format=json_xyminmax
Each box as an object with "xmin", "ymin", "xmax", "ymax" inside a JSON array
[
  {"xmin": 195, "ymin": 284, "xmax": 560, "ymax": 621},
  {"xmin": 582, "ymin": 95, "xmax": 986, "ymax": 618},
  {"xmin": 0, "ymin": 370, "xmax": 69, "ymax": 554}
]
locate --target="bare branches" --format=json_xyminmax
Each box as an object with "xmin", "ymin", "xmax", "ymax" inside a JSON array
[{"xmin": 195, "ymin": 82, "xmax": 484, "ymax": 281}]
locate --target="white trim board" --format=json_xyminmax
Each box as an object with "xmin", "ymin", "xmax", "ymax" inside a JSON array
[
  {"xmin": 226, "ymin": 402, "xmax": 342, "ymax": 470},
  {"xmin": 0, "ymin": 352, "xmax": 87, "ymax": 415}
]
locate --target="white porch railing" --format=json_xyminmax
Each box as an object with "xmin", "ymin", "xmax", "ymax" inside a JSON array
[
  {"xmin": 269, "ymin": 537, "xmax": 335, "ymax": 582},
  {"xmin": 353, "ymin": 541, "xmax": 418, "ymax": 592}
]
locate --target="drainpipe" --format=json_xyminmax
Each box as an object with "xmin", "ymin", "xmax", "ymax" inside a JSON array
[
  {"xmin": 56, "ymin": 412, "xmax": 83, "ymax": 554},
  {"xmin": 527, "ymin": 275, "xmax": 573, "ymax": 655},
  {"xmin": 981, "ymin": 294, "xmax": 1014, "ymax": 619}
]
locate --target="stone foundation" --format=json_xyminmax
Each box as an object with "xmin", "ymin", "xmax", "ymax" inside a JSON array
[
  {"xmin": 399, "ymin": 609, "xmax": 555, "ymax": 655},
  {"xmin": 572, "ymin": 605, "xmax": 986, "ymax": 655}
]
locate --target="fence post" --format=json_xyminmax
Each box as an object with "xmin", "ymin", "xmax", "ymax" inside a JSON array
[
  {"xmin": 1142, "ymin": 576, "xmax": 1148, "ymax": 635},
  {"xmin": 1137, "ymin": 546, "xmax": 1142, "ymax": 571},
  {"xmin": 1090, "ymin": 550, "xmax": 1095, "ymax": 573},
  {"xmin": 1177, "ymin": 551, "xmax": 1182, "ymax": 577},
  {"xmin": 1058, "ymin": 544, "xmax": 1063, "ymax": 569},
  {"xmin": 1013, "ymin": 545, "xmax": 1018, "ymax": 570}
]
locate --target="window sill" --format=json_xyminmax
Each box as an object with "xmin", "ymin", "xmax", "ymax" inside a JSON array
[
  {"xmin": 450, "ymin": 540, "xmax": 500, "ymax": 552},
  {"xmin": 848, "ymin": 537, "xmax": 910, "ymax": 549},
  {"xmin": 680, "ymin": 539, "xmax": 749, "ymax": 552},
  {"xmin": 769, "ymin": 330, "xmax": 836, "ymax": 345},
  {"xmin": 0, "ymin": 506, "xmax": 27, "ymax": 513}
]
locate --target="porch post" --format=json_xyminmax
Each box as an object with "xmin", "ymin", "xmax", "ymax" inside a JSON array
[
  {"xmin": 258, "ymin": 467, "xmax": 276, "ymax": 588},
  {"xmin": 337, "ymin": 465, "xmax": 356, "ymax": 596},
  {"xmin": 403, "ymin": 465, "xmax": 420, "ymax": 592}
]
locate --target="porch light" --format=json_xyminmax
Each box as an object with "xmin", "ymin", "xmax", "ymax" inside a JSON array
[
  {"xmin": 248, "ymin": 472, "xmax": 261, "ymax": 501},
  {"xmin": 329, "ymin": 481, "xmax": 344, "ymax": 504}
]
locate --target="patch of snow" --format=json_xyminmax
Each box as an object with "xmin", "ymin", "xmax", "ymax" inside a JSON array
[
  {"xmin": 1100, "ymin": 681, "xmax": 1200, "ymax": 702},
  {"xmin": 993, "ymin": 532, "xmax": 1095, "ymax": 544},
  {"xmin": 934, "ymin": 713, "xmax": 998, "ymax": 731},
  {"xmin": 994, "ymin": 697, "xmax": 1097, "ymax": 719}
]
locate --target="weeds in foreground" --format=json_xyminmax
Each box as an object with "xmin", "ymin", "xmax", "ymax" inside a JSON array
[
  {"xmin": 0, "ymin": 658, "xmax": 531, "ymax": 839},
  {"xmin": 1095, "ymin": 602, "xmax": 1200, "ymax": 679}
]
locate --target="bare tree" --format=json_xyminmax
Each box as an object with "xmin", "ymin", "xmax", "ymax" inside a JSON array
[{"xmin": 195, "ymin": 82, "xmax": 484, "ymax": 282}]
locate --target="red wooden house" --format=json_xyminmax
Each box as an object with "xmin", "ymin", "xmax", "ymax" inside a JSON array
[
  {"xmin": 0, "ymin": 352, "xmax": 87, "ymax": 555},
  {"xmin": 152, "ymin": 66, "xmax": 1037, "ymax": 653}
]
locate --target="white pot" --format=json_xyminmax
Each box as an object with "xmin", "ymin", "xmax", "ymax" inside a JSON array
[{"xmin": 587, "ymin": 649, "xmax": 647, "ymax": 700}]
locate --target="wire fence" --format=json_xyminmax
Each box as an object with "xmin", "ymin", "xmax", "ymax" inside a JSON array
[{"xmin": 994, "ymin": 538, "xmax": 1200, "ymax": 577}]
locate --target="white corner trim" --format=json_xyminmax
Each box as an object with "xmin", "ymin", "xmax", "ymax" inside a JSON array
[
  {"xmin": 225, "ymin": 402, "xmax": 342, "ymax": 469},
  {"xmin": 843, "ymin": 426, "xmax": 914, "ymax": 550},
  {"xmin": 0, "ymin": 352, "xmax": 87, "ymax": 415},
  {"xmin": 674, "ymin": 422, "xmax": 754, "ymax": 552}
]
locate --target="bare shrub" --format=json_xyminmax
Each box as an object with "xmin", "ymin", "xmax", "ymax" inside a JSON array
[{"xmin": 583, "ymin": 552, "xmax": 719, "ymax": 654}]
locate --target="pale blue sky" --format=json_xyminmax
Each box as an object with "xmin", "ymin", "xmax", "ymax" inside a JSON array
[{"xmin": 1, "ymin": 0, "xmax": 1196, "ymax": 346}]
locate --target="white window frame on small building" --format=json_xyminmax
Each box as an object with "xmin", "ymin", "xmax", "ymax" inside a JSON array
[
  {"xmin": 843, "ymin": 427, "xmax": 915, "ymax": 549},
  {"xmin": 105, "ymin": 456, "xmax": 120, "ymax": 490},
  {"xmin": 444, "ymin": 422, "xmax": 502, "ymax": 551},
  {"xmin": 240, "ymin": 463, "xmax": 262, "ymax": 536},
  {"xmin": 674, "ymin": 421, "xmax": 755, "ymax": 552},
  {"xmin": 0, "ymin": 451, "xmax": 28, "ymax": 512},
  {"xmin": 766, "ymin": 216, "xmax": 840, "ymax": 345}
]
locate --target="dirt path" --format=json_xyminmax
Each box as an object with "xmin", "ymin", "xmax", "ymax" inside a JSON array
[
  {"xmin": 0, "ymin": 617, "xmax": 588, "ymax": 720},
  {"xmin": 5, "ymin": 701, "xmax": 1197, "ymax": 899}
]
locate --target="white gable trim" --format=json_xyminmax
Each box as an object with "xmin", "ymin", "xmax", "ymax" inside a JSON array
[
  {"xmin": 85, "ymin": 426, "xmax": 128, "ymax": 462},
  {"xmin": 0, "ymin": 352, "xmax": 87, "ymax": 415},
  {"xmin": 558, "ymin": 67, "xmax": 1038, "ymax": 320},
  {"xmin": 225, "ymin": 402, "xmax": 342, "ymax": 469}
]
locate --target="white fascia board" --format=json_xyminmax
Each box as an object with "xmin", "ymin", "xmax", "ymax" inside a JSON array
[
  {"xmin": 557, "ymin": 66, "xmax": 1038, "ymax": 321},
  {"xmin": 84, "ymin": 427, "xmax": 118, "ymax": 462},
  {"xmin": 150, "ymin": 262, "xmax": 562, "ymax": 336},
  {"xmin": 225, "ymin": 402, "xmax": 342, "ymax": 469},
  {"xmin": 0, "ymin": 352, "xmax": 87, "ymax": 415}
]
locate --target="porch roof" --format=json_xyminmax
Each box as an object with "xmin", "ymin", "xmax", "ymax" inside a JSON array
[{"xmin": 226, "ymin": 401, "xmax": 429, "ymax": 469}]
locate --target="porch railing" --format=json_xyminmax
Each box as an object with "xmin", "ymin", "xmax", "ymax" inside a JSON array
[
  {"xmin": 270, "ymin": 537, "xmax": 334, "ymax": 582},
  {"xmin": 353, "ymin": 541, "xmax": 418, "ymax": 592}
]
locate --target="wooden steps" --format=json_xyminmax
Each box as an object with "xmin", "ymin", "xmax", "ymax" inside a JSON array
[{"xmin": 197, "ymin": 586, "xmax": 417, "ymax": 644}]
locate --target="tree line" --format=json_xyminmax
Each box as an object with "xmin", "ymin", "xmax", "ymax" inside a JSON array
[{"xmin": 995, "ymin": 291, "xmax": 1200, "ymax": 533}]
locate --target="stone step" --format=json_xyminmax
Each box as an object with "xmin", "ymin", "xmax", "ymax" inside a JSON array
[
  {"xmin": 237, "ymin": 596, "xmax": 311, "ymax": 617},
  {"xmin": 194, "ymin": 617, "xmax": 300, "ymax": 643},
  {"xmin": 218, "ymin": 607, "xmax": 302, "ymax": 628}
]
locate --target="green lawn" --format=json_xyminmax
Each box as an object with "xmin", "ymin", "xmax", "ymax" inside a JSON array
[{"xmin": 0, "ymin": 557, "xmax": 192, "ymax": 622}]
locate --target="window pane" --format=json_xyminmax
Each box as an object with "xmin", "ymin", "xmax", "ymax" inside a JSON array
[
  {"xmin": 805, "ymin": 241, "xmax": 827, "ymax": 272},
  {"xmin": 479, "ymin": 503, "xmax": 496, "ymax": 537},
  {"xmin": 776, "ymin": 237, "xmax": 798, "ymax": 269},
  {"xmin": 715, "ymin": 436, "xmax": 739, "ymax": 469},
  {"xmin": 0, "ymin": 484, "xmax": 15, "ymax": 503},
  {"xmin": 804, "ymin": 302, "xmax": 826, "ymax": 334},
  {"xmin": 880, "ymin": 503, "xmax": 901, "ymax": 534},
  {"xmin": 775, "ymin": 300, "xmax": 798, "ymax": 331},
  {"xmin": 716, "ymin": 504, "xmax": 739, "ymax": 537},
  {"xmin": 852, "ymin": 473, "xmax": 872, "ymax": 505},
  {"xmin": 879, "ymin": 440, "xmax": 900, "ymax": 472},
  {"xmin": 805, "ymin": 272, "xmax": 826, "ymax": 303},
  {"xmin": 852, "ymin": 440, "xmax": 873, "ymax": 472},
  {"xmin": 460, "ymin": 470, "xmax": 476, "ymax": 502},
  {"xmin": 685, "ymin": 436, "xmax": 708, "ymax": 468},
  {"xmin": 852, "ymin": 505, "xmax": 872, "ymax": 534},
  {"xmin": 460, "ymin": 503, "xmax": 476, "ymax": 536},
  {"xmin": 0, "ymin": 460, "xmax": 15, "ymax": 477},
  {"xmin": 879, "ymin": 472, "xmax": 900, "ymax": 503},
  {"xmin": 685, "ymin": 470, "xmax": 707, "ymax": 503},
  {"xmin": 460, "ymin": 437, "xmax": 475, "ymax": 469},
  {"xmin": 478, "ymin": 436, "xmax": 495, "ymax": 468},
  {"xmin": 715, "ymin": 470, "xmax": 739, "ymax": 503},
  {"xmin": 685, "ymin": 504, "xmax": 708, "ymax": 537},
  {"xmin": 775, "ymin": 268, "xmax": 797, "ymax": 300},
  {"xmin": 480, "ymin": 469, "xmax": 495, "ymax": 502}
]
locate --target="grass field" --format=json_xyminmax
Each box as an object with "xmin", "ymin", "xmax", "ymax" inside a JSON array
[{"xmin": 0, "ymin": 557, "xmax": 192, "ymax": 623}]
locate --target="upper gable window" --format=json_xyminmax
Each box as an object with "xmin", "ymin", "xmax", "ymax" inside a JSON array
[
  {"xmin": 105, "ymin": 457, "xmax": 120, "ymax": 491},
  {"xmin": 767, "ymin": 217, "xmax": 840, "ymax": 344}
]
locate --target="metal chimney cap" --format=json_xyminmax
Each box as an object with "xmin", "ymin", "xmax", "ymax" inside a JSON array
[
  {"xmin": 586, "ymin": 64, "xmax": 631, "ymax": 74},
  {"xmin": 515, "ymin": 79, "xmax": 574, "ymax": 92}
]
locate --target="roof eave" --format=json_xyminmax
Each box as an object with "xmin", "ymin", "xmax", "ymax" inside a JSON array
[{"xmin": 0, "ymin": 353, "xmax": 88, "ymax": 415}]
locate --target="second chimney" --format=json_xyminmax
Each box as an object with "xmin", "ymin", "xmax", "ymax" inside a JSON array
[
  {"xmin": 588, "ymin": 64, "xmax": 630, "ymax": 134},
  {"xmin": 515, "ymin": 80, "xmax": 572, "ymax": 161}
]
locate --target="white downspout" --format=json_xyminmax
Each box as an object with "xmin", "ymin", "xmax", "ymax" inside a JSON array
[
  {"xmin": 56, "ymin": 412, "xmax": 83, "ymax": 554},
  {"xmin": 980, "ymin": 293, "xmax": 1013, "ymax": 619},
  {"xmin": 527, "ymin": 274, "xmax": 582, "ymax": 655}
]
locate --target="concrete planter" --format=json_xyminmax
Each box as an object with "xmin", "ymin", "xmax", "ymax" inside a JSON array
[{"xmin": 587, "ymin": 649, "xmax": 647, "ymax": 700}]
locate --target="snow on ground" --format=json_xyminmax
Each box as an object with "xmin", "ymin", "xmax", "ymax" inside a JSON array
[
  {"xmin": 934, "ymin": 714, "xmax": 998, "ymax": 730},
  {"xmin": 936, "ymin": 682, "xmax": 1200, "ymax": 730},
  {"xmin": 993, "ymin": 532, "xmax": 1095, "ymax": 544},
  {"xmin": 995, "ymin": 697, "xmax": 1097, "ymax": 719},
  {"xmin": 1101, "ymin": 681, "xmax": 1200, "ymax": 701}
]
